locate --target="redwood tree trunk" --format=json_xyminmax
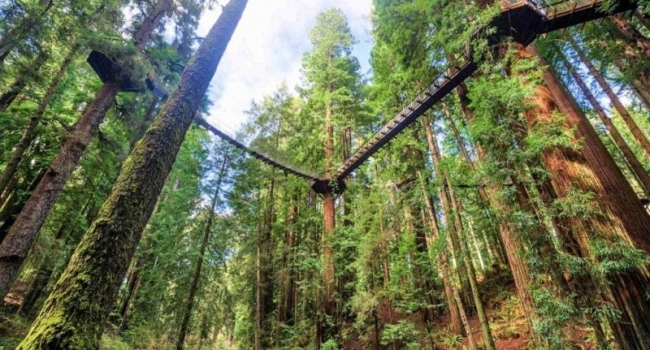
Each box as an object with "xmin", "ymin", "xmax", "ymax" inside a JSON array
[
  {"xmin": 15, "ymin": 1, "xmax": 247, "ymax": 347},
  {"xmin": 610, "ymin": 14, "xmax": 650, "ymax": 59}
]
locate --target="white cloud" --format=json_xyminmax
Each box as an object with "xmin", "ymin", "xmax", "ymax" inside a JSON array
[{"xmin": 195, "ymin": 0, "xmax": 373, "ymax": 133}]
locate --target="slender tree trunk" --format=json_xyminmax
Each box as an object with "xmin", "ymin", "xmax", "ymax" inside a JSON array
[
  {"xmin": 319, "ymin": 93, "xmax": 337, "ymax": 346},
  {"xmin": 418, "ymin": 167, "xmax": 463, "ymax": 335},
  {"xmin": 570, "ymin": 38, "xmax": 650, "ymax": 163},
  {"xmin": 176, "ymin": 156, "xmax": 227, "ymax": 350},
  {"xmin": 448, "ymin": 181, "xmax": 496, "ymax": 350},
  {"xmin": 0, "ymin": 44, "xmax": 81, "ymax": 196},
  {"xmin": 629, "ymin": 76, "xmax": 650, "ymax": 111},
  {"xmin": 455, "ymin": 77, "xmax": 554, "ymax": 341},
  {"xmin": 17, "ymin": 222, "xmax": 69, "ymax": 315},
  {"xmin": 422, "ymin": 117, "xmax": 475, "ymax": 316},
  {"xmin": 0, "ymin": 0, "xmax": 53, "ymax": 65},
  {"xmin": 634, "ymin": 8, "xmax": 650, "ymax": 30},
  {"xmin": 0, "ymin": 176, "xmax": 18, "ymax": 210},
  {"xmin": 557, "ymin": 47, "xmax": 650, "ymax": 194},
  {"xmin": 0, "ymin": 78, "xmax": 26, "ymax": 112},
  {"xmin": 15, "ymin": 1, "xmax": 247, "ymax": 347},
  {"xmin": 0, "ymin": 0, "xmax": 172, "ymax": 300},
  {"xmin": 0, "ymin": 48, "xmax": 48, "ymax": 111}
]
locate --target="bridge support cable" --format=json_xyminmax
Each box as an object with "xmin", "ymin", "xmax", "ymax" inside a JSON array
[{"xmin": 194, "ymin": 118, "xmax": 321, "ymax": 181}]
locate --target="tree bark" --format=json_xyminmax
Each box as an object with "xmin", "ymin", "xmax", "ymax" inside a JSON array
[
  {"xmin": 447, "ymin": 179, "xmax": 496, "ymax": 350},
  {"xmin": 422, "ymin": 117, "xmax": 475, "ymax": 317},
  {"xmin": 15, "ymin": 1, "xmax": 247, "ymax": 347},
  {"xmin": 558, "ymin": 47, "xmax": 650, "ymax": 194},
  {"xmin": 0, "ymin": 44, "xmax": 81, "ymax": 196},
  {"xmin": 0, "ymin": 48, "xmax": 48, "ymax": 112},
  {"xmin": 176, "ymin": 156, "xmax": 227, "ymax": 350},
  {"xmin": 0, "ymin": 169, "xmax": 46, "ymax": 243}
]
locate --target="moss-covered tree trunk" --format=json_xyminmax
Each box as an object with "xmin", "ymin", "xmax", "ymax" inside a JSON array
[
  {"xmin": 15, "ymin": 0, "xmax": 248, "ymax": 348},
  {"xmin": 0, "ymin": 0, "xmax": 172, "ymax": 300}
]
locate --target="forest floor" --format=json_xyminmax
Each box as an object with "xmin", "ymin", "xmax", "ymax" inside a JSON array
[
  {"xmin": 0, "ymin": 272, "xmax": 598, "ymax": 350},
  {"xmin": 343, "ymin": 268, "xmax": 597, "ymax": 350}
]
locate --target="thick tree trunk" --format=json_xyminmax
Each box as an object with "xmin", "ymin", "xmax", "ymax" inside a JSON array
[
  {"xmin": 523, "ymin": 45, "xmax": 650, "ymax": 349},
  {"xmin": 570, "ymin": 39, "xmax": 650, "ymax": 163},
  {"xmin": 176, "ymin": 157, "xmax": 227, "ymax": 350},
  {"xmin": 557, "ymin": 48, "xmax": 650, "ymax": 194},
  {"xmin": 15, "ymin": 1, "xmax": 247, "ymax": 347},
  {"xmin": 528, "ymin": 44, "xmax": 650, "ymax": 252},
  {"xmin": 0, "ymin": 44, "xmax": 80, "ymax": 196}
]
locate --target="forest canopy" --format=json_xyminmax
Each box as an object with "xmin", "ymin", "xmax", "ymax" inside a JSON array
[{"xmin": 1, "ymin": 0, "xmax": 650, "ymax": 349}]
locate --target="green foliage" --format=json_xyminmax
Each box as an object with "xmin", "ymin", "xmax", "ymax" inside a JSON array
[
  {"xmin": 99, "ymin": 335, "xmax": 132, "ymax": 350},
  {"xmin": 381, "ymin": 320, "xmax": 420, "ymax": 350}
]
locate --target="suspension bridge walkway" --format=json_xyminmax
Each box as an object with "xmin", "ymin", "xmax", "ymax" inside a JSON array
[
  {"xmin": 333, "ymin": 0, "xmax": 639, "ymax": 182},
  {"xmin": 88, "ymin": 0, "xmax": 641, "ymax": 191}
]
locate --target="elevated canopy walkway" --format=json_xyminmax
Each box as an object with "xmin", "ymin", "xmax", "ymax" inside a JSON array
[
  {"xmin": 333, "ymin": 0, "xmax": 639, "ymax": 182},
  {"xmin": 86, "ymin": 0, "xmax": 640, "ymax": 192}
]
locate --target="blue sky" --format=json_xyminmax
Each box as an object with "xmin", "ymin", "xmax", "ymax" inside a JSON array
[{"xmin": 195, "ymin": 0, "xmax": 374, "ymax": 132}]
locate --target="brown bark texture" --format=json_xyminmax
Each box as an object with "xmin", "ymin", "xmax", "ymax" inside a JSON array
[
  {"xmin": 0, "ymin": 44, "xmax": 81, "ymax": 197},
  {"xmin": 0, "ymin": 78, "xmax": 123, "ymax": 300}
]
